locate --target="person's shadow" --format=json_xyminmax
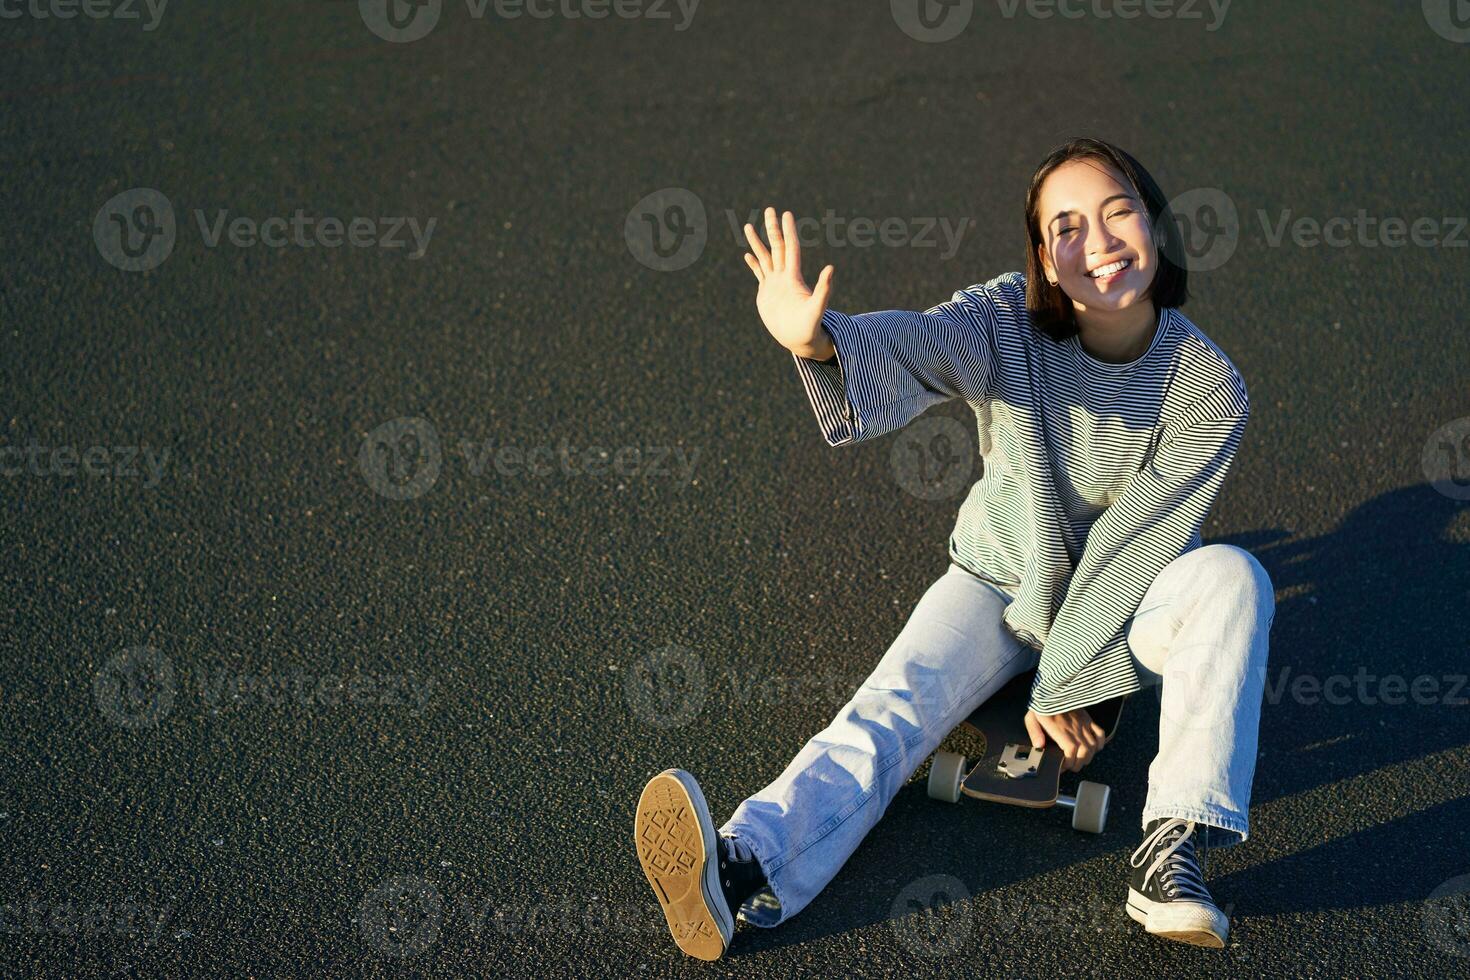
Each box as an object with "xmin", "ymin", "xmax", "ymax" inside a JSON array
[{"xmin": 732, "ymin": 483, "xmax": 1470, "ymax": 954}]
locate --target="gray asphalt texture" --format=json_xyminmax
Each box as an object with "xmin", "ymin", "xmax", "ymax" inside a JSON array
[{"xmin": 3, "ymin": 1, "xmax": 1469, "ymax": 976}]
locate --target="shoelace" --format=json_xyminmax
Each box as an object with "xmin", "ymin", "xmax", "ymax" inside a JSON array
[{"xmin": 1128, "ymin": 818, "xmax": 1212, "ymax": 902}]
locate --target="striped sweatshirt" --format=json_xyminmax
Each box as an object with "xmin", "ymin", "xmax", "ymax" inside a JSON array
[{"xmin": 791, "ymin": 270, "xmax": 1250, "ymax": 715}]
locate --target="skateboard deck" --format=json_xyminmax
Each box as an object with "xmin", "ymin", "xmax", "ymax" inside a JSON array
[{"xmin": 957, "ymin": 668, "xmax": 1126, "ymax": 805}]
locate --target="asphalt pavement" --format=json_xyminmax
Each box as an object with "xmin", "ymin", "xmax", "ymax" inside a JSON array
[{"xmin": 2, "ymin": 1, "xmax": 1468, "ymax": 976}]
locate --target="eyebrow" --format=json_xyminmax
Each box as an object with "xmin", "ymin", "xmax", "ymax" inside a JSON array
[{"xmin": 1048, "ymin": 193, "xmax": 1138, "ymax": 228}]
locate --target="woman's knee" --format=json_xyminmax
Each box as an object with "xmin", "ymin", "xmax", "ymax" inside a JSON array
[{"xmin": 1192, "ymin": 544, "xmax": 1275, "ymax": 619}]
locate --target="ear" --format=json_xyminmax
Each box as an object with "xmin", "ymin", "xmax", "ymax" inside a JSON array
[{"xmin": 1036, "ymin": 243, "xmax": 1055, "ymax": 286}]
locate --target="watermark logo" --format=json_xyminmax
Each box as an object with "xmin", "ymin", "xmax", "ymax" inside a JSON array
[
  {"xmin": 628, "ymin": 192, "xmax": 978, "ymax": 272},
  {"xmin": 356, "ymin": 878, "xmax": 666, "ymax": 957},
  {"xmin": 1424, "ymin": 874, "xmax": 1470, "ymax": 957},
  {"xmin": 891, "ymin": 0, "xmax": 974, "ymax": 43},
  {"xmin": 625, "ymin": 187, "xmax": 708, "ymax": 272},
  {"xmin": 1423, "ymin": 0, "xmax": 1470, "ymax": 43},
  {"xmin": 1157, "ymin": 188, "xmax": 1467, "ymax": 272},
  {"xmin": 1423, "ymin": 417, "xmax": 1470, "ymax": 501},
  {"xmin": 894, "ymin": 0, "xmax": 1231, "ymax": 41},
  {"xmin": 1, "ymin": 441, "xmax": 170, "ymax": 488},
  {"xmin": 358, "ymin": 417, "xmax": 700, "ymax": 499},
  {"xmin": 0, "ymin": 0, "xmax": 169, "ymax": 30},
  {"xmin": 890, "ymin": 874, "xmax": 974, "ymax": 959},
  {"xmin": 991, "ymin": 0, "xmax": 1231, "ymax": 30},
  {"xmin": 360, "ymin": 875, "xmax": 444, "ymax": 958},
  {"xmin": 359, "ymin": 417, "xmax": 445, "ymax": 501},
  {"xmin": 1150, "ymin": 643, "xmax": 1264, "ymax": 733},
  {"xmin": 623, "ymin": 644, "xmax": 706, "ymax": 728},
  {"xmin": 95, "ymin": 189, "xmax": 437, "ymax": 271},
  {"xmin": 361, "ymin": 0, "xmax": 699, "ymax": 43},
  {"xmin": 726, "ymin": 207, "xmax": 973, "ymax": 261},
  {"xmin": 92, "ymin": 647, "xmax": 437, "ymax": 727},
  {"xmin": 1154, "ymin": 658, "xmax": 1469, "ymax": 732},
  {"xmin": 1159, "ymin": 187, "xmax": 1239, "ymax": 272},
  {"xmin": 360, "ymin": 0, "xmax": 443, "ymax": 43},
  {"xmin": 93, "ymin": 646, "xmax": 176, "ymax": 730},
  {"xmin": 891, "ymin": 416, "xmax": 976, "ymax": 500},
  {"xmin": 94, "ymin": 188, "xmax": 175, "ymax": 272},
  {"xmin": 0, "ymin": 895, "xmax": 174, "ymax": 945}
]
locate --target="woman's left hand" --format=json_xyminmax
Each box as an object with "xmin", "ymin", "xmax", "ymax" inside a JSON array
[{"xmin": 1024, "ymin": 707, "xmax": 1105, "ymax": 773}]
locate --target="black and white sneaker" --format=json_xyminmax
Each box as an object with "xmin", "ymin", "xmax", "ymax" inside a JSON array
[
  {"xmin": 1126, "ymin": 816, "xmax": 1230, "ymax": 948},
  {"xmin": 634, "ymin": 769, "xmax": 767, "ymax": 961}
]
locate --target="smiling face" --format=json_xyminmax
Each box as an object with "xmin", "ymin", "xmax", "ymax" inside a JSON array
[{"xmin": 1035, "ymin": 157, "xmax": 1159, "ymax": 316}]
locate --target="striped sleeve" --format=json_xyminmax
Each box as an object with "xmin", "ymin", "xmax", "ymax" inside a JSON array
[
  {"xmin": 1027, "ymin": 379, "xmax": 1250, "ymax": 715},
  {"xmin": 789, "ymin": 287, "xmax": 998, "ymax": 447}
]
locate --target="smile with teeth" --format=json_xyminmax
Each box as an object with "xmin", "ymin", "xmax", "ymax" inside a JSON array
[{"xmin": 1087, "ymin": 258, "xmax": 1132, "ymax": 280}]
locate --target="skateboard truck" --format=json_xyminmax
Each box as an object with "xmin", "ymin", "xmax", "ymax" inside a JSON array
[
  {"xmin": 996, "ymin": 741, "xmax": 1107, "ymax": 824},
  {"xmin": 998, "ymin": 742, "xmax": 1042, "ymax": 778}
]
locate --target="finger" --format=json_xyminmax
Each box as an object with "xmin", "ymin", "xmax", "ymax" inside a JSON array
[
  {"xmin": 782, "ymin": 210, "xmax": 802, "ymax": 278},
  {"xmin": 743, "ymin": 251, "xmax": 765, "ymax": 282},
  {"xmin": 812, "ymin": 264, "xmax": 834, "ymax": 307},
  {"xmin": 1024, "ymin": 711, "xmax": 1046, "ymax": 749},
  {"xmin": 744, "ymin": 223, "xmax": 773, "ymax": 273},
  {"xmin": 1055, "ymin": 735, "xmax": 1076, "ymax": 772},
  {"xmin": 765, "ymin": 206, "xmax": 784, "ymax": 271}
]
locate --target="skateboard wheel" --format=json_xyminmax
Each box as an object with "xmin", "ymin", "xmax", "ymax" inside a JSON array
[
  {"xmin": 1071, "ymin": 780, "xmax": 1110, "ymax": 834},
  {"xmin": 927, "ymin": 751, "xmax": 967, "ymax": 803}
]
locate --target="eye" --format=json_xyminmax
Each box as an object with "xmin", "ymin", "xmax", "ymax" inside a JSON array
[
  {"xmin": 1058, "ymin": 226, "xmax": 1077, "ymax": 236},
  {"xmin": 1108, "ymin": 208, "xmax": 1135, "ymax": 219}
]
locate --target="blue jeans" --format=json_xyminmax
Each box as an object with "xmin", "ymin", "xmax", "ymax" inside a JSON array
[{"xmin": 720, "ymin": 544, "xmax": 1275, "ymax": 928}]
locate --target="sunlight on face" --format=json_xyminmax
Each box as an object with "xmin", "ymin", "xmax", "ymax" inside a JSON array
[{"xmin": 1036, "ymin": 158, "xmax": 1158, "ymax": 315}]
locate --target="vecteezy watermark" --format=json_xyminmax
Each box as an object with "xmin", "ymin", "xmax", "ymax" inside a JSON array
[
  {"xmin": 0, "ymin": 0, "xmax": 169, "ymax": 31},
  {"xmin": 358, "ymin": 0, "xmax": 700, "ymax": 44},
  {"xmin": 890, "ymin": 415, "xmax": 977, "ymax": 501},
  {"xmin": 1424, "ymin": 874, "xmax": 1470, "ymax": 958},
  {"xmin": 622, "ymin": 644, "xmax": 914, "ymax": 728},
  {"xmin": 0, "ymin": 895, "xmax": 173, "ymax": 946},
  {"xmin": 0, "ymin": 441, "xmax": 170, "ymax": 488},
  {"xmin": 623, "ymin": 644, "xmax": 707, "ymax": 729},
  {"xmin": 722, "ymin": 207, "xmax": 974, "ymax": 262},
  {"xmin": 358, "ymin": 417, "xmax": 444, "ymax": 501},
  {"xmin": 890, "ymin": 874, "xmax": 974, "ymax": 959},
  {"xmin": 1423, "ymin": 417, "xmax": 1470, "ymax": 501},
  {"xmin": 356, "ymin": 416, "xmax": 700, "ymax": 500},
  {"xmin": 1423, "ymin": 0, "xmax": 1470, "ymax": 44},
  {"xmin": 92, "ymin": 646, "xmax": 436, "ymax": 729},
  {"xmin": 889, "ymin": 874, "xmax": 1237, "ymax": 959},
  {"xmin": 624, "ymin": 187, "xmax": 707, "ymax": 272},
  {"xmin": 623, "ymin": 188, "xmax": 977, "ymax": 272},
  {"xmin": 1152, "ymin": 655, "xmax": 1470, "ymax": 733},
  {"xmin": 1260, "ymin": 667, "xmax": 1470, "ymax": 708},
  {"xmin": 360, "ymin": 875, "xmax": 443, "ymax": 959},
  {"xmin": 93, "ymin": 188, "xmax": 437, "ymax": 271},
  {"xmin": 1160, "ymin": 188, "xmax": 1468, "ymax": 272},
  {"xmin": 358, "ymin": 875, "xmax": 664, "ymax": 959},
  {"xmin": 891, "ymin": 0, "xmax": 1231, "ymax": 43}
]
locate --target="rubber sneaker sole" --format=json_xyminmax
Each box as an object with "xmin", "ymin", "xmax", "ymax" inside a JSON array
[
  {"xmin": 1126, "ymin": 886, "xmax": 1228, "ymax": 948},
  {"xmin": 634, "ymin": 769, "xmax": 735, "ymax": 961}
]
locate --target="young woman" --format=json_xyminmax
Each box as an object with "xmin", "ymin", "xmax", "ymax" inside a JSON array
[{"xmin": 633, "ymin": 137, "xmax": 1275, "ymax": 960}]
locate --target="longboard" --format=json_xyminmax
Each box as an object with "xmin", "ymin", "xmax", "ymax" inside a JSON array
[{"xmin": 927, "ymin": 668, "xmax": 1127, "ymax": 833}]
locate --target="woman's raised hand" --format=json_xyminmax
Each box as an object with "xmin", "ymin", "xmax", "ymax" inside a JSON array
[{"xmin": 743, "ymin": 207, "xmax": 836, "ymax": 361}]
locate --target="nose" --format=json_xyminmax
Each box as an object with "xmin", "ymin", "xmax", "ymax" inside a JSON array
[{"xmin": 1085, "ymin": 217, "xmax": 1124, "ymax": 260}]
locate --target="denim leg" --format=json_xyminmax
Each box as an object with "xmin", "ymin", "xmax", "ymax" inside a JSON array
[
  {"xmin": 1125, "ymin": 544, "xmax": 1276, "ymax": 850},
  {"xmin": 720, "ymin": 563, "xmax": 1038, "ymax": 927}
]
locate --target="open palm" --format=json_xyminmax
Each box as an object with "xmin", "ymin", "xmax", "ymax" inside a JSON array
[{"xmin": 743, "ymin": 207, "xmax": 836, "ymax": 360}]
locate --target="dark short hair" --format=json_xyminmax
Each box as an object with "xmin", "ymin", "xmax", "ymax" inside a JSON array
[{"xmin": 1023, "ymin": 137, "xmax": 1189, "ymax": 342}]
